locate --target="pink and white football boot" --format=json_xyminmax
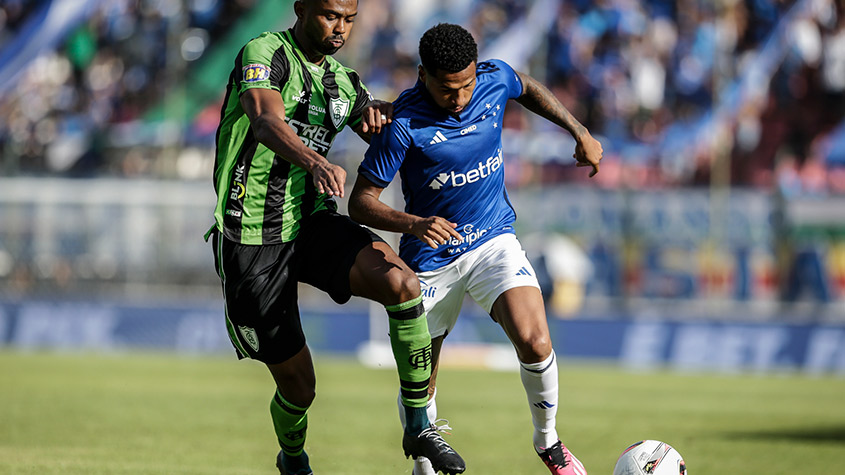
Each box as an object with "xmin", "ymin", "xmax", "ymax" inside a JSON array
[{"xmin": 537, "ymin": 441, "xmax": 587, "ymax": 475}]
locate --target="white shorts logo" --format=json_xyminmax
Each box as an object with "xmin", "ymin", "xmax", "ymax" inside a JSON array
[{"xmin": 420, "ymin": 279, "xmax": 437, "ymax": 299}]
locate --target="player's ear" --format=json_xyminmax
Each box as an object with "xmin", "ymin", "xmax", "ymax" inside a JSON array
[
  {"xmin": 418, "ymin": 65, "xmax": 426, "ymax": 83},
  {"xmin": 293, "ymin": 1, "xmax": 304, "ymax": 20}
]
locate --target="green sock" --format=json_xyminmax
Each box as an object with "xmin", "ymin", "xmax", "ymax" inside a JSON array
[
  {"xmin": 270, "ymin": 390, "xmax": 310, "ymax": 461},
  {"xmin": 386, "ymin": 295, "xmax": 432, "ymax": 435}
]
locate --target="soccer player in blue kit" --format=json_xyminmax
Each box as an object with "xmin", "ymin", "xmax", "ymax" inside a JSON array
[{"xmin": 349, "ymin": 23, "xmax": 602, "ymax": 475}]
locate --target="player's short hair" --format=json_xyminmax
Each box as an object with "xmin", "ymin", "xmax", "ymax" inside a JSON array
[{"xmin": 419, "ymin": 23, "xmax": 478, "ymax": 74}]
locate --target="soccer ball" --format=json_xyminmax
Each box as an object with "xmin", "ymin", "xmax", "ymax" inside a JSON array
[{"xmin": 612, "ymin": 440, "xmax": 687, "ymax": 475}]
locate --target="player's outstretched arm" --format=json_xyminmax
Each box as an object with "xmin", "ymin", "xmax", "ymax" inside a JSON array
[
  {"xmin": 349, "ymin": 175, "xmax": 462, "ymax": 249},
  {"xmin": 241, "ymin": 88, "xmax": 346, "ymax": 197},
  {"xmin": 514, "ymin": 71, "xmax": 603, "ymax": 177}
]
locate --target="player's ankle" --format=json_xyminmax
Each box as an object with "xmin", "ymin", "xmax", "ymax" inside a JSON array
[{"xmin": 405, "ymin": 405, "xmax": 428, "ymax": 435}]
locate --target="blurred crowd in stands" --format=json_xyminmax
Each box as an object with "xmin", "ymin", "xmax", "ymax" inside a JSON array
[
  {"xmin": 0, "ymin": 0, "xmax": 256, "ymax": 176},
  {"xmin": 1, "ymin": 0, "xmax": 844, "ymax": 195}
]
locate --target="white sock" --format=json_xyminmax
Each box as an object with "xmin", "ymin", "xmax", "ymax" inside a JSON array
[
  {"xmin": 397, "ymin": 390, "xmax": 438, "ymax": 475},
  {"xmin": 519, "ymin": 350, "xmax": 559, "ymax": 451}
]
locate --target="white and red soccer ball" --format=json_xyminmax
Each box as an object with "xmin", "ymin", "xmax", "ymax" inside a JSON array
[{"xmin": 612, "ymin": 440, "xmax": 687, "ymax": 475}]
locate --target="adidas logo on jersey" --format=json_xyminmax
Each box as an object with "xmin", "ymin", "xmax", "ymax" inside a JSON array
[
  {"xmin": 516, "ymin": 266, "xmax": 532, "ymax": 276},
  {"xmin": 429, "ymin": 130, "xmax": 448, "ymax": 144}
]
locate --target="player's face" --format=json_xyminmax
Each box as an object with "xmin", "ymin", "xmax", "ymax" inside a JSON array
[
  {"xmin": 295, "ymin": 0, "xmax": 357, "ymax": 58},
  {"xmin": 420, "ymin": 62, "xmax": 477, "ymax": 115}
]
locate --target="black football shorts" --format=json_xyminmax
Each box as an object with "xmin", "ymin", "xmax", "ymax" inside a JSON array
[{"xmin": 212, "ymin": 211, "xmax": 383, "ymax": 364}]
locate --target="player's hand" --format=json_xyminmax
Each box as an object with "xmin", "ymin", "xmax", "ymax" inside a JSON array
[
  {"xmin": 360, "ymin": 100, "xmax": 393, "ymax": 134},
  {"xmin": 411, "ymin": 216, "xmax": 463, "ymax": 249},
  {"xmin": 573, "ymin": 131, "xmax": 603, "ymax": 177},
  {"xmin": 311, "ymin": 161, "xmax": 346, "ymax": 198}
]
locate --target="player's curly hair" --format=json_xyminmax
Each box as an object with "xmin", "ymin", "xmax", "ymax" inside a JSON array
[{"xmin": 419, "ymin": 23, "xmax": 478, "ymax": 74}]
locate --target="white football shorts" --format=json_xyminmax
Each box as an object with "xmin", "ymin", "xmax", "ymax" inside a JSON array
[{"xmin": 417, "ymin": 233, "xmax": 541, "ymax": 338}]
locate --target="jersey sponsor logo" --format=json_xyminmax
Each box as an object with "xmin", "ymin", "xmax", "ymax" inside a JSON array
[
  {"xmin": 429, "ymin": 130, "xmax": 448, "ymax": 144},
  {"xmin": 286, "ymin": 118, "xmax": 333, "ymax": 154},
  {"xmin": 292, "ymin": 89, "xmax": 309, "ymax": 104},
  {"xmin": 329, "ymin": 97, "xmax": 350, "ymax": 129},
  {"xmin": 238, "ymin": 325, "xmax": 259, "ymax": 352},
  {"xmin": 428, "ymin": 148, "xmax": 503, "ymax": 190},
  {"xmin": 225, "ymin": 209, "xmax": 242, "ymax": 218},
  {"xmin": 460, "ymin": 124, "xmax": 477, "ymax": 135},
  {"xmin": 242, "ymin": 63, "xmax": 270, "ymax": 83},
  {"xmin": 446, "ymin": 224, "xmax": 488, "ymax": 252},
  {"xmin": 229, "ymin": 164, "xmax": 246, "ymax": 201}
]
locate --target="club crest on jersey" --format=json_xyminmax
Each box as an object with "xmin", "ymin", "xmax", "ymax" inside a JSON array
[
  {"xmin": 329, "ymin": 97, "xmax": 349, "ymax": 129},
  {"xmin": 242, "ymin": 63, "xmax": 270, "ymax": 83}
]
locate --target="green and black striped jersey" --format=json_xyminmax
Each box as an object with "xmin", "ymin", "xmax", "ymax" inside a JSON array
[{"xmin": 210, "ymin": 29, "xmax": 372, "ymax": 245}]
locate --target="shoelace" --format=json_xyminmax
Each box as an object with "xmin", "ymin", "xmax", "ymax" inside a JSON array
[
  {"xmin": 431, "ymin": 418, "xmax": 453, "ymax": 435},
  {"xmin": 541, "ymin": 442, "xmax": 569, "ymax": 468},
  {"xmin": 418, "ymin": 419, "xmax": 456, "ymax": 453}
]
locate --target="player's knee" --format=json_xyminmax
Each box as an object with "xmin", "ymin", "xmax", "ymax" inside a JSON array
[
  {"xmin": 401, "ymin": 269, "xmax": 422, "ymax": 297},
  {"xmin": 518, "ymin": 333, "xmax": 552, "ymax": 363},
  {"xmin": 387, "ymin": 268, "xmax": 421, "ymax": 303},
  {"xmin": 286, "ymin": 387, "xmax": 315, "ymax": 407}
]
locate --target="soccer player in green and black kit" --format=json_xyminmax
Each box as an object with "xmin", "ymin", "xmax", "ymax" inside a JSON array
[{"xmin": 206, "ymin": 1, "xmax": 465, "ymax": 474}]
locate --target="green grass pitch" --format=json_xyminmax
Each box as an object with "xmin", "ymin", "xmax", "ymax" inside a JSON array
[{"xmin": 1, "ymin": 350, "xmax": 843, "ymax": 474}]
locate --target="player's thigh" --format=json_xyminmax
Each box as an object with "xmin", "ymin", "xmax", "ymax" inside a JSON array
[
  {"xmin": 348, "ymin": 240, "xmax": 421, "ymax": 305},
  {"xmin": 465, "ymin": 234, "xmax": 542, "ymax": 313},
  {"xmin": 490, "ymin": 286, "xmax": 552, "ymax": 362},
  {"xmin": 296, "ymin": 211, "xmax": 385, "ymax": 304},
  {"xmin": 417, "ymin": 264, "xmax": 467, "ymax": 339},
  {"xmin": 465, "ymin": 234, "xmax": 551, "ymax": 359},
  {"xmin": 212, "ymin": 231, "xmax": 306, "ymax": 365}
]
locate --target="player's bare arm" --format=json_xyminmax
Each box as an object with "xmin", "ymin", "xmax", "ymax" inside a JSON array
[
  {"xmin": 349, "ymin": 175, "xmax": 463, "ymax": 249},
  {"xmin": 514, "ymin": 71, "xmax": 603, "ymax": 177},
  {"xmin": 354, "ymin": 100, "xmax": 394, "ymax": 139},
  {"xmin": 241, "ymin": 87, "xmax": 346, "ymax": 197}
]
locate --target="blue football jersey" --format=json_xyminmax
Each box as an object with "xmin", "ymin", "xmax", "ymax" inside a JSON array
[{"xmin": 359, "ymin": 59, "xmax": 524, "ymax": 272}]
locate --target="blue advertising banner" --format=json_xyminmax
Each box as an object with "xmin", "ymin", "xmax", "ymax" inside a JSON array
[{"xmin": 1, "ymin": 300, "xmax": 843, "ymax": 375}]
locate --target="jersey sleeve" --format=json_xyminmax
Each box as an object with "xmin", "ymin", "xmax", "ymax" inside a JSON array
[
  {"xmin": 345, "ymin": 69, "xmax": 374, "ymax": 129},
  {"xmin": 237, "ymin": 35, "xmax": 289, "ymax": 95},
  {"xmin": 490, "ymin": 59, "xmax": 523, "ymax": 99},
  {"xmin": 358, "ymin": 120, "xmax": 411, "ymax": 188}
]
